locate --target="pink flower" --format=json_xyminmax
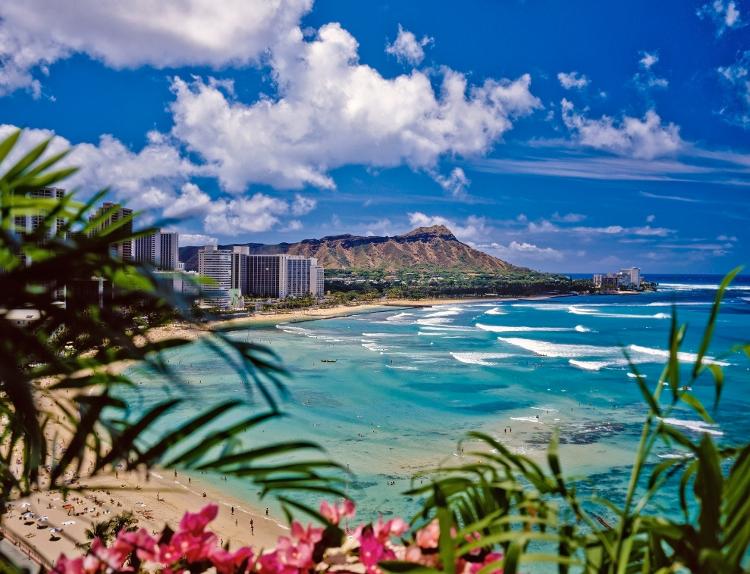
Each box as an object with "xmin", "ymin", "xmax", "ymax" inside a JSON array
[
  {"xmin": 290, "ymin": 521, "xmax": 324, "ymax": 546},
  {"xmin": 113, "ymin": 528, "xmax": 157, "ymax": 562},
  {"xmin": 53, "ymin": 556, "xmax": 87, "ymax": 574},
  {"xmin": 320, "ymin": 499, "xmax": 356, "ymax": 525},
  {"xmin": 275, "ymin": 536, "xmax": 315, "ymax": 570},
  {"xmin": 415, "ymin": 520, "xmax": 440, "ymax": 549},
  {"xmin": 179, "ymin": 503, "xmax": 219, "ymax": 534},
  {"xmin": 359, "ymin": 531, "xmax": 395, "ymax": 574},
  {"xmin": 210, "ymin": 546, "xmax": 254, "ymax": 574}
]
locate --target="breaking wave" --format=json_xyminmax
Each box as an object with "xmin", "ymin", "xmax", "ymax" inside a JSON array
[
  {"xmin": 450, "ymin": 352, "xmax": 513, "ymax": 366},
  {"xmin": 476, "ymin": 323, "xmax": 577, "ymax": 333}
]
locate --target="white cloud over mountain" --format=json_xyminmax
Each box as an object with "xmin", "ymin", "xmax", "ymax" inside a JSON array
[
  {"xmin": 170, "ymin": 23, "xmax": 540, "ymax": 192},
  {"xmin": 0, "ymin": 0, "xmax": 312, "ymax": 96}
]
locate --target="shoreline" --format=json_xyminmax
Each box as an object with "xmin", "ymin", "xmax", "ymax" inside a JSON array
[{"xmin": 2, "ymin": 291, "xmax": 588, "ymax": 566}]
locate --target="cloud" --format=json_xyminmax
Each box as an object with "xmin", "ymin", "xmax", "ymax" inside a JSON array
[
  {"xmin": 291, "ymin": 193, "xmax": 317, "ymax": 216},
  {"xmin": 0, "ymin": 125, "xmax": 193, "ymax": 209},
  {"xmin": 488, "ymin": 241, "xmax": 563, "ymax": 261},
  {"xmin": 432, "ymin": 167, "xmax": 470, "ymax": 198},
  {"xmin": 560, "ymin": 99, "xmax": 682, "ymax": 159},
  {"xmin": 646, "ymin": 214, "xmax": 656, "ymax": 223},
  {"xmin": 551, "ymin": 212, "xmax": 586, "ymax": 223},
  {"xmin": 557, "ymin": 71, "xmax": 589, "ymax": 90},
  {"xmin": 633, "ymin": 51, "xmax": 668, "ymax": 92},
  {"xmin": 525, "ymin": 216, "xmax": 674, "ymax": 238},
  {"xmin": 0, "ymin": 0, "xmax": 313, "ymax": 96},
  {"xmin": 179, "ymin": 233, "xmax": 218, "ymax": 246},
  {"xmin": 163, "ymin": 183, "xmax": 212, "ymax": 218},
  {"xmin": 640, "ymin": 52, "xmax": 659, "ymax": 69},
  {"xmin": 639, "ymin": 191, "xmax": 705, "ymax": 203},
  {"xmin": 407, "ymin": 212, "xmax": 490, "ymax": 242},
  {"xmin": 385, "ymin": 24, "xmax": 432, "ymax": 65},
  {"xmin": 169, "ymin": 23, "xmax": 540, "ymax": 192},
  {"xmin": 204, "ymin": 193, "xmax": 290, "ymax": 234},
  {"xmin": 283, "ymin": 219, "xmax": 303, "ymax": 231},
  {"xmin": 717, "ymin": 51, "xmax": 750, "ymax": 129},
  {"xmin": 697, "ymin": 0, "xmax": 742, "ymax": 35}
]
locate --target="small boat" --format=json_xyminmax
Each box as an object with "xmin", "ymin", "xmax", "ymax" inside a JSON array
[{"xmin": 320, "ymin": 359, "xmax": 337, "ymax": 363}]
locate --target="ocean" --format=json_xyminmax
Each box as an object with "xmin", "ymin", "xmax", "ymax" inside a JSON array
[{"xmin": 125, "ymin": 274, "xmax": 750, "ymax": 528}]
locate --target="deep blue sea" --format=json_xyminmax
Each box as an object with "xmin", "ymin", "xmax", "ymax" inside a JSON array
[{"xmin": 126, "ymin": 274, "xmax": 750, "ymax": 530}]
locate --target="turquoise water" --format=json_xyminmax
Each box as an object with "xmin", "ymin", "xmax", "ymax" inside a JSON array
[{"xmin": 126, "ymin": 275, "xmax": 750, "ymax": 528}]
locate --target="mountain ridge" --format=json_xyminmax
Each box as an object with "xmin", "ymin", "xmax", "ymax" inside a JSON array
[{"xmin": 179, "ymin": 225, "xmax": 523, "ymax": 274}]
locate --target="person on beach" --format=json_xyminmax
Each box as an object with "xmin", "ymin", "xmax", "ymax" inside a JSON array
[
  {"xmin": 231, "ymin": 506, "xmax": 234, "ymax": 516},
  {"xmin": 250, "ymin": 519, "xmax": 254, "ymax": 535}
]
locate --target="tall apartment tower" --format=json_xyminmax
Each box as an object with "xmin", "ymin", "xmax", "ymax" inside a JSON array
[
  {"xmin": 159, "ymin": 232, "xmax": 179, "ymax": 271},
  {"xmin": 198, "ymin": 245, "xmax": 233, "ymax": 305},
  {"xmin": 286, "ymin": 255, "xmax": 312, "ymax": 297},
  {"xmin": 12, "ymin": 187, "xmax": 67, "ymax": 266},
  {"xmin": 91, "ymin": 202, "xmax": 133, "ymax": 261},
  {"xmin": 133, "ymin": 231, "xmax": 179, "ymax": 271},
  {"xmin": 231, "ymin": 246, "xmax": 249, "ymax": 295},
  {"xmin": 247, "ymin": 254, "xmax": 286, "ymax": 298}
]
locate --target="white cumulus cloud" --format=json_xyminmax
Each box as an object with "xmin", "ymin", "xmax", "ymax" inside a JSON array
[
  {"xmin": 432, "ymin": 167, "xmax": 470, "ymax": 198},
  {"xmin": 697, "ymin": 0, "xmax": 742, "ymax": 35},
  {"xmin": 169, "ymin": 22, "xmax": 540, "ymax": 192},
  {"xmin": 0, "ymin": 0, "xmax": 312, "ymax": 96},
  {"xmin": 489, "ymin": 241, "xmax": 563, "ymax": 261},
  {"xmin": 385, "ymin": 24, "xmax": 432, "ymax": 65},
  {"xmin": 407, "ymin": 212, "xmax": 490, "ymax": 242},
  {"xmin": 0, "ymin": 125, "xmax": 193, "ymax": 209},
  {"xmin": 557, "ymin": 71, "xmax": 589, "ymax": 90},
  {"xmin": 560, "ymin": 99, "xmax": 682, "ymax": 159}
]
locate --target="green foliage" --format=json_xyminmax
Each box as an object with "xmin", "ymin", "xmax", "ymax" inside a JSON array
[
  {"xmin": 0, "ymin": 131, "xmax": 345, "ymax": 568},
  {"xmin": 82, "ymin": 511, "xmax": 138, "ymax": 547},
  {"xmin": 392, "ymin": 268, "xmax": 749, "ymax": 574}
]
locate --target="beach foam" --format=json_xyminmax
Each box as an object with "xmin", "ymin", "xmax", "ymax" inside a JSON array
[
  {"xmin": 568, "ymin": 305, "xmax": 669, "ymax": 319},
  {"xmin": 659, "ymin": 283, "xmax": 750, "ymax": 291},
  {"xmin": 450, "ymin": 352, "xmax": 513, "ymax": 366},
  {"xmin": 484, "ymin": 307, "xmax": 507, "ymax": 315},
  {"xmin": 498, "ymin": 337, "xmax": 618, "ymax": 359},
  {"xmin": 569, "ymin": 359, "xmax": 613, "ymax": 371},
  {"xmin": 510, "ymin": 416, "xmax": 543, "ymax": 423},
  {"xmin": 628, "ymin": 344, "xmax": 729, "ymax": 366},
  {"xmin": 476, "ymin": 323, "xmax": 576, "ymax": 333},
  {"xmin": 386, "ymin": 312, "xmax": 413, "ymax": 322},
  {"xmin": 574, "ymin": 325, "xmax": 592, "ymax": 332},
  {"xmin": 659, "ymin": 417, "xmax": 724, "ymax": 436}
]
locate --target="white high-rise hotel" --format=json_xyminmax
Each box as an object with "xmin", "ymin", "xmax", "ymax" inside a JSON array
[{"xmin": 197, "ymin": 246, "xmax": 324, "ymax": 305}]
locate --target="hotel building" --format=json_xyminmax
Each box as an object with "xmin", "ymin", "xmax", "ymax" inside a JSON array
[
  {"xmin": 90, "ymin": 202, "xmax": 133, "ymax": 261},
  {"xmin": 198, "ymin": 245, "xmax": 233, "ymax": 306},
  {"xmin": 133, "ymin": 230, "xmax": 179, "ymax": 270}
]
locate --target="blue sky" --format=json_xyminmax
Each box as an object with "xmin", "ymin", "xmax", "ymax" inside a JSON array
[{"xmin": 0, "ymin": 0, "xmax": 748, "ymax": 273}]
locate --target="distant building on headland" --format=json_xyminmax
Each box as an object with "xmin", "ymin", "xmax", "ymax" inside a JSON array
[{"xmin": 593, "ymin": 267, "xmax": 642, "ymax": 292}]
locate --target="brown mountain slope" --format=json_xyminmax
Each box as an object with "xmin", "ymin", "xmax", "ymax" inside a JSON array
[{"xmin": 180, "ymin": 225, "xmax": 520, "ymax": 273}]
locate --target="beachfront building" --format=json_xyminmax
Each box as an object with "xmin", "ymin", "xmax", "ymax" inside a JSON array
[
  {"xmin": 313, "ymin": 264, "xmax": 325, "ymax": 296},
  {"xmin": 90, "ymin": 202, "xmax": 133, "ymax": 261},
  {"xmin": 12, "ymin": 187, "xmax": 67, "ymax": 267},
  {"xmin": 232, "ymin": 246, "xmax": 250, "ymax": 295},
  {"xmin": 247, "ymin": 254, "xmax": 286, "ymax": 298},
  {"xmin": 133, "ymin": 230, "xmax": 179, "ymax": 270},
  {"xmin": 287, "ymin": 255, "xmax": 313, "ymax": 297},
  {"xmin": 232, "ymin": 253, "xmax": 324, "ymax": 299},
  {"xmin": 198, "ymin": 245, "xmax": 233, "ymax": 307},
  {"xmin": 617, "ymin": 267, "xmax": 641, "ymax": 288}
]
